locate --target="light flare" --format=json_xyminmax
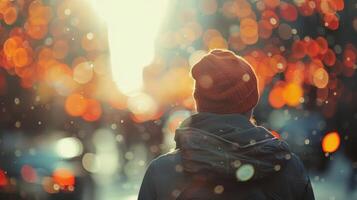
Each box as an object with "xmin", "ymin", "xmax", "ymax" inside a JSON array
[{"xmin": 90, "ymin": 0, "xmax": 168, "ymax": 94}]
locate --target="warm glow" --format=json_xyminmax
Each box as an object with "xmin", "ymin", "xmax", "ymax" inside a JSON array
[
  {"xmin": 269, "ymin": 85, "xmax": 285, "ymax": 109},
  {"xmin": 313, "ymin": 68, "xmax": 329, "ymax": 89},
  {"xmin": 65, "ymin": 93, "xmax": 88, "ymax": 117},
  {"xmin": 322, "ymin": 131, "xmax": 340, "ymax": 153},
  {"xmin": 82, "ymin": 99, "xmax": 102, "ymax": 122},
  {"xmin": 282, "ymin": 82, "xmax": 303, "ymax": 107},
  {"xmin": 0, "ymin": 169, "xmax": 8, "ymax": 187},
  {"xmin": 42, "ymin": 177, "xmax": 58, "ymax": 194},
  {"xmin": 270, "ymin": 130, "xmax": 281, "ymax": 139},
  {"xmin": 91, "ymin": 0, "xmax": 168, "ymax": 94},
  {"xmin": 53, "ymin": 168, "xmax": 75, "ymax": 187}
]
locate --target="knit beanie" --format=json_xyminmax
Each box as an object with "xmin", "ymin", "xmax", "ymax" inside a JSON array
[{"xmin": 191, "ymin": 49, "xmax": 259, "ymax": 114}]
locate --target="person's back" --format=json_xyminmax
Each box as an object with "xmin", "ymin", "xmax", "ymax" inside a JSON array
[{"xmin": 139, "ymin": 49, "xmax": 314, "ymax": 200}]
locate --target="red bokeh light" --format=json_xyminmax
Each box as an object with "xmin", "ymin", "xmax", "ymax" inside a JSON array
[
  {"xmin": 21, "ymin": 165, "xmax": 38, "ymax": 183},
  {"xmin": 279, "ymin": 3, "xmax": 298, "ymax": 22},
  {"xmin": 0, "ymin": 169, "xmax": 8, "ymax": 187}
]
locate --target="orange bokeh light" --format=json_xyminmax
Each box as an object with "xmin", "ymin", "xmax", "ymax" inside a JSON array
[
  {"xmin": 269, "ymin": 84, "xmax": 285, "ymax": 109},
  {"xmin": 82, "ymin": 99, "xmax": 102, "ymax": 122},
  {"xmin": 52, "ymin": 168, "xmax": 75, "ymax": 187},
  {"xmin": 313, "ymin": 67, "xmax": 329, "ymax": 89},
  {"xmin": 4, "ymin": 6, "xmax": 17, "ymax": 25},
  {"xmin": 4, "ymin": 36, "xmax": 22, "ymax": 58},
  {"xmin": 13, "ymin": 48, "xmax": 30, "ymax": 67},
  {"xmin": 240, "ymin": 18, "xmax": 258, "ymax": 38},
  {"xmin": 0, "ymin": 0, "xmax": 352, "ymax": 122},
  {"xmin": 65, "ymin": 93, "xmax": 88, "ymax": 117},
  {"xmin": 322, "ymin": 131, "xmax": 340, "ymax": 153},
  {"xmin": 282, "ymin": 82, "xmax": 303, "ymax": 107}
]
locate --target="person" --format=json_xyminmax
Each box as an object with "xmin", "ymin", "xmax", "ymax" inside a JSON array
[{"xmin": 138, "ymin": 49, "xmax": 315, "ymax": 200}]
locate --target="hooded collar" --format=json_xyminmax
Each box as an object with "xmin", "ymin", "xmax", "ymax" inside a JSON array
[{"xmin": 175, "ymin": 112, "xmax": 291, "ymax": 182}]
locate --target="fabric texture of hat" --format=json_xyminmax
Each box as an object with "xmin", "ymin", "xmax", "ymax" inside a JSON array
[{"xmin": 191, "ymin": 49, "xmax": 259, "ymax": 114}]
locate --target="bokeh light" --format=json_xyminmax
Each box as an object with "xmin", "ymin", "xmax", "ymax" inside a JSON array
[
  {"xmin": 0, "ymin": 0, "xmax": 353, "ymax": 123},
  {"xmin": 0, "ymin": 0, "xmax": 355, "ymax": 198},
  {"xmin": 0, "ymin": 169, "xmax": 8, "ymax": 187},
  {"xmin": 73, "ymin": 62, "xmax": 94, "ymax": 84},
  {"xmin": 21, "ymin": 165, "xmax": 38, "ymax": 183},
  {"xmin": 65, "ymin": 93, "xmax": 88, "ymax": 117},
  {"xmin": 42, "ymin": 177, "xmax": 59, "ymax": 194},
  {"xmin": 127, "ymin": 92, "xmax": 159, "ymax": 122},
  {"xmin": 82, "ymin": 153, "xmax": 100, "ymax": 173},
  {"xmin": 82, "ymin": 99, "xmax": 102, "ymax": 122},
  {"xmin": 92, "ymin": 129, "xmax": 120, "ymax": 176},
  {"xmin": 236, "ymin": 164, "xmax": 255, "ymax": 182},
  {"xmin": 282, "ymin": 83, "xmax": 303, "ymax": 107},
  {"xmin": 55, "ymin": 137, "xmax": 83, "ymax": 159},
  {"xmin": 91, "ymin": 0, "xmax": 168, "ymax": 94},
  {"xmin": 322, "ymin": 131, "xmax": 341, "ymax": 153},
  {"xmin": 52, "ymin": 168, "xmax": 75, "ymax": 187},
  {"xmin": 313, "ymin": 68, "xmax": 329, "ymax": 89}
]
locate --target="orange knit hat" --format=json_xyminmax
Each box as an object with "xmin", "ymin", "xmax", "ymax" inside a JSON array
[{"xmin": 191, "ymin": 49, "xmax": 259, "ymax": 114}]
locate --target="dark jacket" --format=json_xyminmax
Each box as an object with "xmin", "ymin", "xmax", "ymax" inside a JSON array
[{"xmin": 139, "ymin": 113, "xmax": 314, "ymax": 200}]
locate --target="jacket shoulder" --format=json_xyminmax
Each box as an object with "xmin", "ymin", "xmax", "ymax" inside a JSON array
[
  {"xmin": 145, "ymin": 150, "xmax": 187, "ymax": 200},
  {"xmin": 150, "ymin": 149, "xmax": 182, "ymax": 170},
  {"xmin": 279, "ymin": 153, "xmax": 315, "ymax": 199}
]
